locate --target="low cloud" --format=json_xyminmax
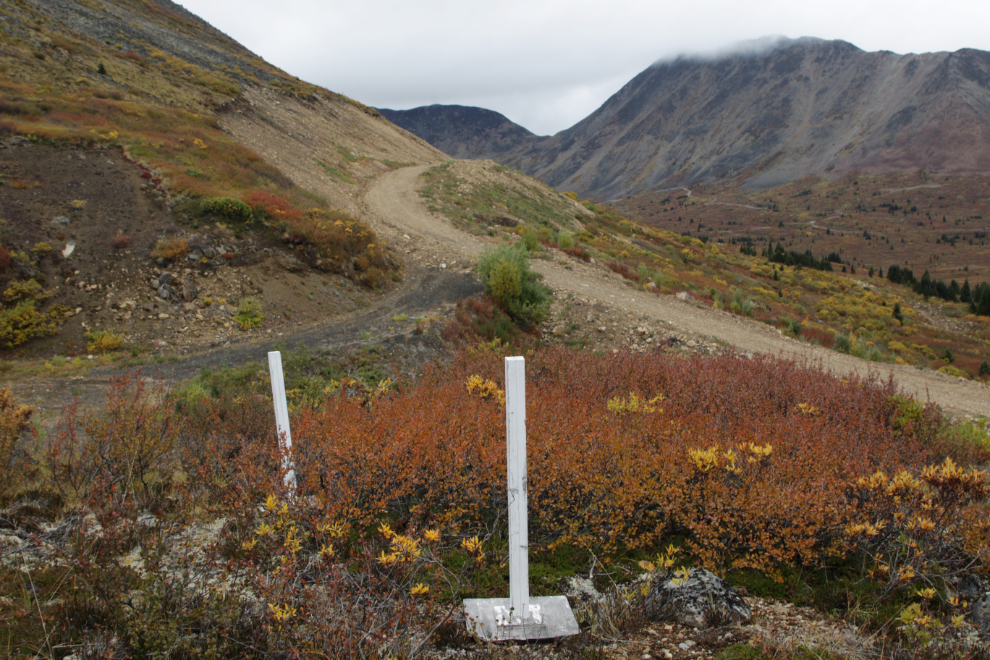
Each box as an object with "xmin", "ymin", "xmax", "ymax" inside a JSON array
[
  {"xmin": 656, "ymin": 35, "xmax": 827, "ymax": 65},
  {"xmin": 178, "ymin": 0, "xmax": 990, "ymax": 136}
]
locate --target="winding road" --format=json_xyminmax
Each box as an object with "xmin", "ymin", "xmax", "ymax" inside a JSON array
[{"xmin": 364, "ymin": 165, "xmax": 990, "ymax": 421}]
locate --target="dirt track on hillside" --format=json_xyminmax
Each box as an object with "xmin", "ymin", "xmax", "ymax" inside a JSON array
[{"xmin": 364, "ymin": 165, "xmax": 990, "ymax": 420}]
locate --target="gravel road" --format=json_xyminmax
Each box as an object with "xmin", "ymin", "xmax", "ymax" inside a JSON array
[{"xmin": 365, "ymin": 165, "xmax": 990, "ymax": 420}]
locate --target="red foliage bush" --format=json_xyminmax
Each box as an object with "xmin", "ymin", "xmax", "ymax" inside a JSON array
[
  {"xmin": 177, "ymin": 393, "xmax": 282, "ymax": 510},
  {"xmin": 44, "ymin": 373, "xmax": 176, "ymax": 505},
  {"xmin": 246, "ymin": 191, "xmax": 303, "ymax": 223},
  {"xmin": 608, "ymin": 261, "xmax": 640, "ymax": 282},
  {"xmin": 0, "ymin": 245, "xmax": 10, "ymax": 270},
  {"xmin": 442, "ymin": 296, "xmax": 534, "ymax": 347},
  {"xmin": 800, "ymin": 325, "xmax": 835, "ymax": 348},
  {"xmin": 563, "ymin": 246, "xmax": 591, "ymax": 262},
  {"xmin": 110, "ymin": 235, "xmax": 133, "ymax": 250}
]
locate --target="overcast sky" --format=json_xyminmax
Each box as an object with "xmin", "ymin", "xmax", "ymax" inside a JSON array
[{"xmin": 177, "ymin": 0, "xmax": 990, "ymax": 136}]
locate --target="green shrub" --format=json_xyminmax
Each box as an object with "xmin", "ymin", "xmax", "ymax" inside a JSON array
[
  {"xmin": 201, "ymin": 197, "xmax": 253, "ymax": 223},
  {"xmin": 235, "ymin": 297, "xmax": 264, "ymax": 329},
  {"xmin": 2, "ymin": 280, "xmax": 51, "ymax": 306},
  {"xmin": 556, "ymin": 231, "xmax": 574, "ymax": 249},
  {"xmin": 488, "ymin": 259, "xmax": 522, "ymax": 308},
  {"xmin": 519, "ymin": 227, "xmax": 540, "ymax": 252},
  {"xmin": 943, "ymin": 417, "xmax": 990, "ymax": 455},
  {"xmin": 834, "ymin": 334, "xmax": 851, "ymax": 353},
  {"xmin": 476, "ymin": 243, "xmax": 551, "ymax": 329}
]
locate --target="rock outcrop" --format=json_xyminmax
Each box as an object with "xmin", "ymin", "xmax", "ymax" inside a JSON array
[{"xmin": 644, "ymin": 569, "xmax": 752, "ymax": 629}]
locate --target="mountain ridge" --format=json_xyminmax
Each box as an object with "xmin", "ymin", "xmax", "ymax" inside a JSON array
[
  {"xmin": 381, "ymin": 38, "xmax": 990, "ymax": 198},
  {"xmin": 377, "ymin": 104, "xmax": 541, "ymax": 160}
]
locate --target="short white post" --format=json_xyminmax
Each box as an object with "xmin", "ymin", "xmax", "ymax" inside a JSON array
[
  {"xmin": 503, "ymin": 356, "xmax": 536, "ymax": 624},
  {"xmin": 268, "ymin": 351, "xmax": 297, "ymax": 491}
]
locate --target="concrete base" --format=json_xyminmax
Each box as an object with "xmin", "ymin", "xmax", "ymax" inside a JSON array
[{"xmin": 463, "ymin": 596, "xmax": 580, "ymax": 641}]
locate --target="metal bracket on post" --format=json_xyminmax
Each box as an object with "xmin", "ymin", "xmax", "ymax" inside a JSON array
[
  {"xmin": 268, "ymin": 351, "xmax": 297, "ymax": 492},
  {"xmin": 463, "ymin": 356, "xmax": 579, "ymax": 641}
]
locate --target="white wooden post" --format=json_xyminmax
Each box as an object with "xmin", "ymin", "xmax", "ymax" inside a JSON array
[
  {"xmin": 461, "ymin": 356, "xmax": 578, "ymax": 641},
  {"xmin": 501, "ymin": 356, "xmax": 538, "ymax": 624},
  {"xmin": 268, "ymin": 351, "xmax": 297, "ymax": 491}
]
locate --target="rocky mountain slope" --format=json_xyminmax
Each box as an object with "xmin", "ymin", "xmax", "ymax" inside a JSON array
[
  {"xmin": 378, "ymin": 104, "xmax": 541, "ymax": 160},
  {"xmin": 0, "ymin": 0, "xmax": 445, "ymax": 358},
  {"xmin": 387, "ymin": 38, "xmax": 990, "ymax": 198}
]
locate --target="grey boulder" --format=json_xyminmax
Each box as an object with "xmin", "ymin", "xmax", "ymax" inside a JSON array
[
  {"xmin": 644, "ymin": 568, "xmax": 752, "ymax": 629},
  {"xmin": 974, "ymin": 592, "xmax": 990, "ymax": 635}
]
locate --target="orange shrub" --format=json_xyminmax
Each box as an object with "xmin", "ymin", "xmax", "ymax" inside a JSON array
[
  {"xmin": 18, "ymin": 351, "xmax": 986, "ymax": 653},
  {"xmin": 245, "ymin": 191, "xmax": 302, "ymax": 223},
  {"xmin": 150, "ymin": 237, "xmax": 188, "ymax": 260},
  {"xmin": 177, "ymin": 393, "xmax": 282, "ymax": 511},
  {"xmin": 275, "ymin": 348, "xmax": 962, "ymax": 574},
  {"xmin": 63, "ymin": 348, "xmax": 981, "ymax": 584}
]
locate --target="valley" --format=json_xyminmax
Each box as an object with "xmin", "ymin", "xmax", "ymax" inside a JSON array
[
  {"xmin": 611, "ymin": 171, "xmax": 990, "ymax": 284},
  {"xmin": 0, "ymin": 1, "xmax": 989, "ymax": 657}
]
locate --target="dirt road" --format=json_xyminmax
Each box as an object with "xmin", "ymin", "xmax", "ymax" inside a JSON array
[{"xmin": 365, "ymin": 165, "xmax": 990, "ymax": 420}]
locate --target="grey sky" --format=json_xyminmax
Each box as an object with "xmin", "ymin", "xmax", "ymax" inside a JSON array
[{"xmin": 177, "ymin": 0, "xmax": 990, "ymax": 136}]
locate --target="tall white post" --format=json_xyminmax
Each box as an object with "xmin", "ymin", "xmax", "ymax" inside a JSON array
[
  {"xmin": 462, "ymin": 356, "xmax": 577, "ymax": 640},
  {"xmin": 268, "ymin": 351, "xmax": 297, "ymax": 491},
  {"xmin": 504, "ymin": 356, "xmax": 533, "ymax": 622}
]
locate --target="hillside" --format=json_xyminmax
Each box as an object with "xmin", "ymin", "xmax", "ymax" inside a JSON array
[
  {"xmin": 378, "ymin": 104, "xmax": 541, "ymax": 160},
  {"xmin": 0, "ymin": 0, "xmax": 444, "ymax": 358},
  {"xmin": 388, "ymin": 38, "xmax": 990, "ymax": 199},
  {"xmin": 2, "ymin": 1, "xmax": 989, "ymax": 411}
]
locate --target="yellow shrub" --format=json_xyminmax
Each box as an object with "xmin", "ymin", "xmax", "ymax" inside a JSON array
[
  {"xmin": 607, "ymin": 392, "xmax": 664, "ymax": 415},
  {"xmin": 465, "ymin": 375, "xmax": 505, "ymax": 405},
  {"xmin": 0, "ymin": 302, "xmax": 63, "ymax": 348},
  {"xmin": 0, "ymin": 387, "xmax": 32, "ymax": 496},
  {"xmin": 3, "ymin": 280, "xmax": 52, "ymax": 305},
  {"xmin": 87, "ymin": 330, "xmax": 124, "ymax": 353},
  {"xmin": 938, "ymin": 365, "xmax": 968, "ymax": 379}
]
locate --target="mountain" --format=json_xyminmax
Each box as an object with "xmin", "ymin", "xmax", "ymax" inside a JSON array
[
  {"xmin": 377, "ymin": 105, "xmax": 542, "ymax": 160},
  {"xmin": 389, "ymin": 38, "xmax": 990, "ymax": 198}
]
